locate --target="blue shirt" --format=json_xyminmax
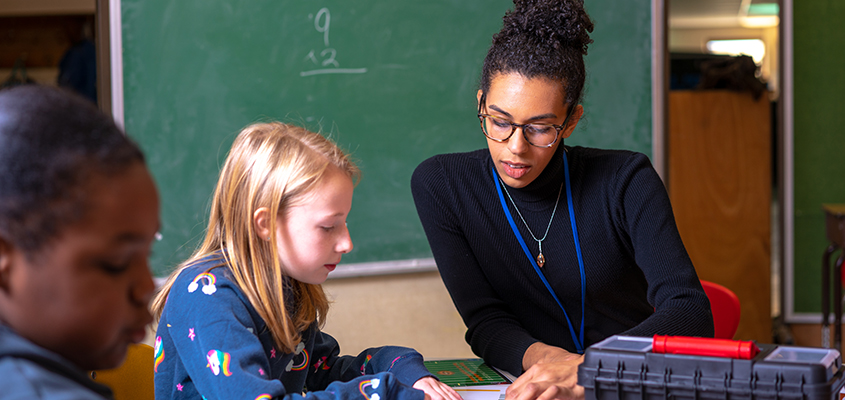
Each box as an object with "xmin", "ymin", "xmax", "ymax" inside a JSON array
[{"xmin": 0, "ymin": 323, "xmax": 112, "ymax": 399}]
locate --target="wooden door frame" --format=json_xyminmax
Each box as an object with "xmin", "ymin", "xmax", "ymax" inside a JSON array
[
  {"xmin": 94, "ymin": 0, "xmax": 124, "ymax": 126},
  {"xmin": 653, "ymin": 0, "xmax": 668, "ymax": 182},
  {"xmin": 94, "ymin": 0, "xmax": 109, "ymax": 115},
  {"xmin": 779, "ymin": 0, "xmax": 800, "ymax": 323}
]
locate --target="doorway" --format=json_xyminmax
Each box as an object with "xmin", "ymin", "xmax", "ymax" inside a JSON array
[
  {"xmin": 666, "ymin": 0, "xmax": 781, "ymax": 343},
  {"xmin": 0, "ymin": 0, "xmax": 109, "ymax": 110}
]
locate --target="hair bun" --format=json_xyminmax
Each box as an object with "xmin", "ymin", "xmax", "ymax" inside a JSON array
[{"xmin": 502, "ymin": 0, "xmax": 593, "ymax": 53}]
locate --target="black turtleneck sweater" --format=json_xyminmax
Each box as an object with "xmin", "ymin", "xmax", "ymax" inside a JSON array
[{"xmin": 411, "ymin": 145, "xmax": 714, "ymax": 375}]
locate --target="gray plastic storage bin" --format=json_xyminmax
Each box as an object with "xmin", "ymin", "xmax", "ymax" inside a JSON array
[{"xmin": 578, "ymin": 335, "xmax": 845, "ymax": 400}]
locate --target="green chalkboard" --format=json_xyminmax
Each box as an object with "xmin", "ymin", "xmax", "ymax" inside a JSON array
[
  {"xmin": 120, "ymin": 0, "xmax": 654, "ymax": 276},
  {"xmin": 790, "ymin": 0, "xmax": 845, "ymax": 316}
]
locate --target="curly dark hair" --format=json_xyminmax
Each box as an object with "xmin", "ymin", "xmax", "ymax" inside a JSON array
[
  {"xmin": 480, "ymin": 0, "xmax": 594, "ymax": 109},
  {"xmin": 0, "ymin": 86, "xmax": 145, "ymax": 256}
]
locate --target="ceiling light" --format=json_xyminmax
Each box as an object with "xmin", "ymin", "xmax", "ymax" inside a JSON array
[{"xmin": 706, "ymin": 39, "xmax": 766, "ymax": 64}]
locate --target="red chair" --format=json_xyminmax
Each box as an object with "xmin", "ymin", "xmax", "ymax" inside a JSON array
[{"xmin": 700, "ymin": 280, "xmax": 741, "ymax": 339}]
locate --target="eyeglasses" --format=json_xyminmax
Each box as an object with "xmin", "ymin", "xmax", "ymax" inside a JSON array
[
  {"xmin": 477, "ymin": 94, "xmax": 574, "ymax": 148},
  {"xmin": 478, "ymin": 114, "xmax": 567, "ymax": 148}
]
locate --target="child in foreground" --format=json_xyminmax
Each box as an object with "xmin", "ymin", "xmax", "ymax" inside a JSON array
[
  {"xmin": 0, "ymin": 86, "xmax": 160, "ymax": 398},
  {"xmin": 151, "ymin": 122, "xmax": 460, "ymax": 400}
]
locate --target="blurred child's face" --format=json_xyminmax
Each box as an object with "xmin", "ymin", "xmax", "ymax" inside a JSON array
[
  {"xmin": 0, "ymin": 163, "xmax": 159, "ymax": 371},
  {"xmin": 276, "ymin": 165, "xmax": 354, "ymax": 284}
]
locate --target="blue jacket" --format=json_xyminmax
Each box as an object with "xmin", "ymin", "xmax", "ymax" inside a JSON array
[
  {"xmin": 0, "ymin": 323, "xmax": 112, "ymax": 399},
  {"xmin": 155, "ymin": 255, "xmax": 430, "ymax": 400}
]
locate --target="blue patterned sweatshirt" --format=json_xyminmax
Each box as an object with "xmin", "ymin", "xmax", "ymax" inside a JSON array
[{"xmin": 154, "ymin": 255, "xmax": 431, "ymax": 400}]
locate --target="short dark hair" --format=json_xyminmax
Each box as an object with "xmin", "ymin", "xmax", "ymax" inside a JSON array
[
  {"xmin": 0, "ymin": 86, "xmax": 145, "ymax": 255},
  {"xmin": 480, "ymin": 0, "xmax": 594, "ymax": 108}
]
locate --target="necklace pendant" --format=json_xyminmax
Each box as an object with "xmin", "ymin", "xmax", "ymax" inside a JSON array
[{"xmin": 537, "ymin": 253, "xmax": 546, "ymax": 268}]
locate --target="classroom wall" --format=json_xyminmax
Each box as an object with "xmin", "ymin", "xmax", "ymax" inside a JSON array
[
  {"xmin": 788, "ymin": 0, "xmax": 845, "ymax": 319},
  {"xmin": 321, "ymin": 272, "xmax": 474, "ymax": 359}
]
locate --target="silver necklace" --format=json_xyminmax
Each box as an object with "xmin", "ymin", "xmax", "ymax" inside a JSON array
[{"xmin": 499, "ymin": 178, "xmax": 564, "ymax": 268}]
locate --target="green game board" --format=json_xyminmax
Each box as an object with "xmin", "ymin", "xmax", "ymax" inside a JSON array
[{"xmin": 423, "ymin": 359, "xmax": 511, "ymax": 387}]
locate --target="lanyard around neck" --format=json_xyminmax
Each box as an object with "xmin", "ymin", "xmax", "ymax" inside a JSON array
[{"xmin": 492, "ymin": 151, "xmax": 586, "ymax": 354}]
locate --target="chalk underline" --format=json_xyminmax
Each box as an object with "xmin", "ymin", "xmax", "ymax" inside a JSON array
[{"xmin": 300, "ymin": 68, "xmax": 368, "ymax": 77}]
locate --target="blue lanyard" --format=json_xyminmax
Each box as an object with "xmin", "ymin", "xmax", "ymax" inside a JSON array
[{"xmin": 492, "ymin": 151, "xmax": 586, "ymax": 354}]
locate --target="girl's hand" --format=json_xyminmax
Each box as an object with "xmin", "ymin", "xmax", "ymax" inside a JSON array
[{"xmin": 413, "ymin": 376, "xmax": 463, "ymax": 400}]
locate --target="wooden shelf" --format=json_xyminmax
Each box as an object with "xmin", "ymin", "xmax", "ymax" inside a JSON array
[{"xmin": 0, "ymin": 0, "xmax": 94, "ymax": 17}]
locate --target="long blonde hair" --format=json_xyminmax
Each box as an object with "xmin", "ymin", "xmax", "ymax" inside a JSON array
[{"xmin": 151, "ymin": 122, "xmax": 360, "ymax": 352}]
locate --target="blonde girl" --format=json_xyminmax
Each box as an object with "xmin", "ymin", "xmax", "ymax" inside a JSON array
[{"xmin": 151, "ymin": 122, "xmax": 458, "ymax": 400}]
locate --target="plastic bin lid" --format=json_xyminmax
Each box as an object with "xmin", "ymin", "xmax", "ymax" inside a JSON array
[
  {"xmin": 765, "ymin": 346, "xmax": 840, "ymax": 366},
  {"xmin": 591, "ymin": 335, "xmax": 653, "ymax": 352}
]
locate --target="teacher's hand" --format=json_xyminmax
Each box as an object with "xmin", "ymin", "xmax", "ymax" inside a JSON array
[
  {"xmin": 505, "ymin": 343, "xmax": 585, "ymax": 400},
  {"xmin": 413, "ymin": 376, "xmax": 463, "ymax": 400}
]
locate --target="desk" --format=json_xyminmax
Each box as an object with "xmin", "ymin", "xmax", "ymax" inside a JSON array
[{"xmin": 821, "ymin": 204, "xmax": 845, "ymax": 349}]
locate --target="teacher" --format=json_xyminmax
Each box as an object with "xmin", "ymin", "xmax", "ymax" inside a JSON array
[{"xmin": 410, "ymin": 0, "xmax": 714, "ymax": 399}]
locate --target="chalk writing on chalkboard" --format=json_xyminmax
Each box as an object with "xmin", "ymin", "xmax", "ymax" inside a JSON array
[{"xmin": 301, "ymin": 7, "xmax": 367, "ymax": 77}]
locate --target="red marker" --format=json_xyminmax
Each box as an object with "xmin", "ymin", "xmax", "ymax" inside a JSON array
[{"xmin": 653, "ymin": 335, "xmax": 760, "ymax": 359}]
